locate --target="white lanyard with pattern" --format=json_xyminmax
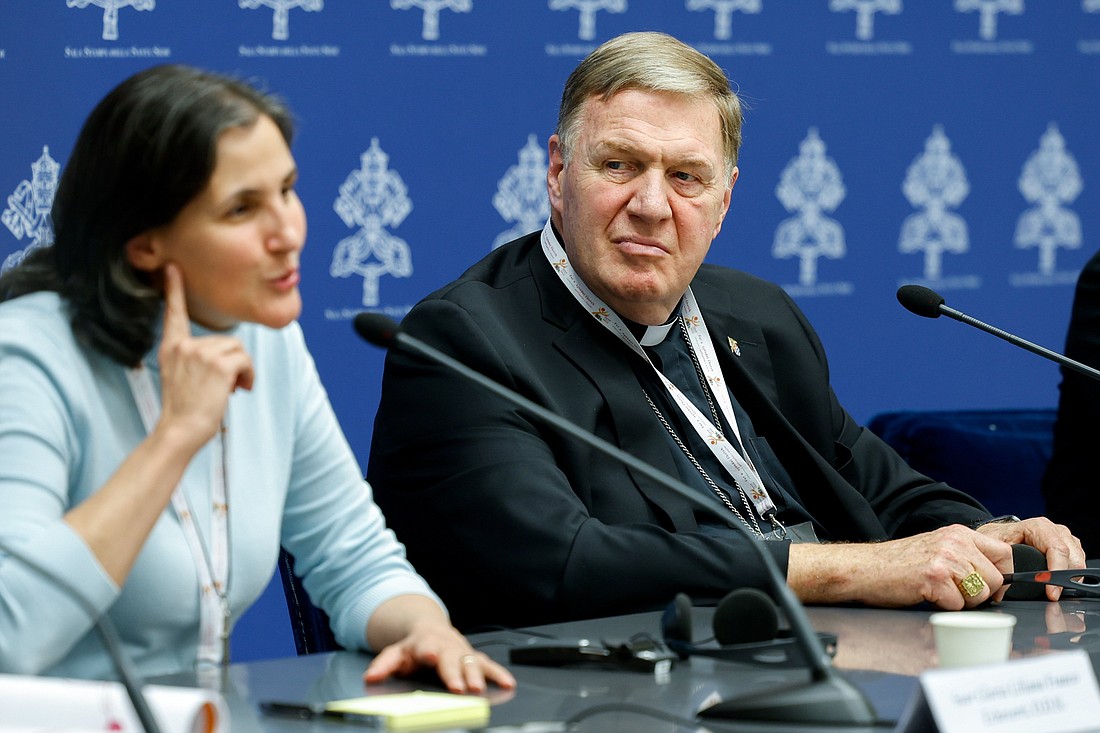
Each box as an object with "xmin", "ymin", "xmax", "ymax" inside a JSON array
[
  {"xmin": 125, "ymin": 366, "xmax": 231, "ymax": 667},
  {"xmin": 539, "ymin": 221, "xmax": 778, "ymax": 526}
]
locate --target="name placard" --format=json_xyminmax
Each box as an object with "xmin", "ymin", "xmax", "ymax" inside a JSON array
[{"xmin": 896, "ymin": 650, "xmax": 1100, "ymax": 733}]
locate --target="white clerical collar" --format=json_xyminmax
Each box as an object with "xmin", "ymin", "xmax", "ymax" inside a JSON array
[
  {"xmin": 637, "ymin": 302, "xmax": 685, "ymax": 347},
  {"xmin": 639, "ymin": 319, "xmax": 677, "ymax": 347}
]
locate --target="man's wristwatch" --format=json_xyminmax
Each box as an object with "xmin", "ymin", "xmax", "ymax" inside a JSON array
[{"xmin": 972, "ymin": 514, "xmax": 1021, "ymax": 528}]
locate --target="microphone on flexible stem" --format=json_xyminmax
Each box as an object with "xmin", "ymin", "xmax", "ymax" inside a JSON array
[
  {"xmin": 0, "ymin": 539, "xmax": 162, "ymax": 733},
  {"xmin": 353, "ymin": 312, "xmax": 876, "ymax": 725},
  {"xmin": 896, "ymin": 284, "xmax": 1100, "ymax": 382}
]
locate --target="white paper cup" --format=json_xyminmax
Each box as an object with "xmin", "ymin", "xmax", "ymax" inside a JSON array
[{"xmin": 929, "ymin": 611, "xmax": 1017, "ymax": 668}]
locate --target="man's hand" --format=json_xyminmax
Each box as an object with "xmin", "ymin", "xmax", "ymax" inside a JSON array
[
  {"xmin": 976, "ymin": 517, "xmax": 1085, "ymax": 600},
  {"xmin": 789, "ymin": 525, "xmax": 1015, "ymax": 610}
]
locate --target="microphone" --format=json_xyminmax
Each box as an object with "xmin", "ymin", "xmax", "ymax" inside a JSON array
[
  {"xmin": 896, "ymin": 284, "xmax": 1100, "ymax": 382},
  {"xmin": 354, "ymin": 312, "xmax": 876, "ymax": 725},
  {"xmin": 0, "ymin": 539, "xmax": 162, "ymax": 733}
]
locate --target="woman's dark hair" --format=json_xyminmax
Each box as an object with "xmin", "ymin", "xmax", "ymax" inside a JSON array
[{"xmin": 0, "ymin": 64, "xmax": 294, "ymax": 366}]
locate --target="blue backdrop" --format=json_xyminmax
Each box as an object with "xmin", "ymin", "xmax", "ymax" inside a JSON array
[{"xmin": 2, "ymin": 1, "xmax": 1098, "ymax": 661}]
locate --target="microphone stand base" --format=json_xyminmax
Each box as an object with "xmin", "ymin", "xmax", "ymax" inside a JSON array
[{"xmin": 698, "ymin": 673, "xmax": 877, "ymax": 725}]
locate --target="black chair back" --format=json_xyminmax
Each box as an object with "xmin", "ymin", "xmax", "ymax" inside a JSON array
[
  {"xmin": 278, "ymin": 548, "xmax": 343, "ymax": 655},
  {"xmin": 868, "ymin": 408, "xmax": 1054, "ymax": 519}
]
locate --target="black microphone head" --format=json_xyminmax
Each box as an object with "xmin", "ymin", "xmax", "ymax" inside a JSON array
[
  {"xmin": 713, "ymin": 588, "xmax": 780, "ymax": 645},
  {"xmin": 353, "ymin": 312, "xmax": 402, "ymax": 348},
  {"xmin": 897, "ymin": 284, "xmax": 946, "ymax": 319},
  {"xmin": 1005, "ymin": 543, "xmax": 1049, "ymax": 601}
]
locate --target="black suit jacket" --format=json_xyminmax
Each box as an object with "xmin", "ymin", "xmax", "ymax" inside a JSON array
[{"xmin": 367, "ymin": 232, "xmax": 989, "ymax": 630}]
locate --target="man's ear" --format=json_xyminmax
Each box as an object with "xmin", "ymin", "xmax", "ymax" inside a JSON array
[
  {"xmin": 124, "ymin": 232, "xmax": 163, "ymax": 273},
  {"xmin": 547, "ymin": 135, "xmax": 565, "ymax": 213},
  {"xmin": 712, "ymin": 166, "xmax": 738, "ymax": 239}
]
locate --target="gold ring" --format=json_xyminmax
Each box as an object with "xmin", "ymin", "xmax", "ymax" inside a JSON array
[
  {"xmin": 959, "ymin": 572, "xmax": 986, "ymax": 598},
  {"xmin": 460, "ymin": 655, "xmax": 477, "ymax": 665}
]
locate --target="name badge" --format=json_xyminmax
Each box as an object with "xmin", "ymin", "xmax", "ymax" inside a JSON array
[{"xmin": 896, "ymin": 649, "xmax": 1100, "ymax": 733}]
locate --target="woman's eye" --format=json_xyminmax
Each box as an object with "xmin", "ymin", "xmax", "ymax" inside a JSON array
[{"xmin": 226, "ymin": 201, "xmax": 254, "ymax": 218}]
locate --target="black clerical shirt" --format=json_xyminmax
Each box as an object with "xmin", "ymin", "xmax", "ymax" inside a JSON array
[{"xmin": 626, "ymin": 316, "xmax": 820, "ymax": 538}]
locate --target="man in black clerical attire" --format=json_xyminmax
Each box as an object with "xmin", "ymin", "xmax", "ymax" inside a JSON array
[{"xmin": 367, "ymin": 31, "xmax": 1083, "ymax": 631}]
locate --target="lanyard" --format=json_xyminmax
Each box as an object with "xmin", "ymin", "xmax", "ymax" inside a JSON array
[
  {"xmin": 125, "ymin": 366, "xmax": 231, "ymax": 667},
  {"xmin": 539, "ymin": 221, "xmax": 778, "ymax": 524}
]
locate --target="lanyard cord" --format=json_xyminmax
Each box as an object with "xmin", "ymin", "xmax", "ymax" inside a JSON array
[{"xmin": 125, "ymin": 367, "xmax": 231, "ymax": 668}]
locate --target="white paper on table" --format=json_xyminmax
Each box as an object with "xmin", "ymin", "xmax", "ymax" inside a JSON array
[{"xmin": 0, "ymin": 673, "xmax": 226, "ymax": 733}]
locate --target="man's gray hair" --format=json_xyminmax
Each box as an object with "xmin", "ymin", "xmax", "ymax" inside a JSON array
[{"xmin": 555, "ymin": 31, "xmax": 743, "ymax": 183}]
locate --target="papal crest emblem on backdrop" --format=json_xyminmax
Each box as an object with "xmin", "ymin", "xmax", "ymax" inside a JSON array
[
  {"xmin": 331, "ymin": 139, "xmax": 414, "ymax": 308},
  {"xmin": 239, "ymin": 0, "xmax": 323, "ymax": 41},
  {"xmin": 66, "ymin": 0, "xmax": 155, "ymax": 41},
  {"xmin": 2, "ymin": 147, "xmax": 59, "ymax": 275}
]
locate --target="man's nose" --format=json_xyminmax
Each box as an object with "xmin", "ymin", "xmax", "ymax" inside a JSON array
[{"xmin": 626, "ymin": 172, "xmax": 673, "ymax": 220}]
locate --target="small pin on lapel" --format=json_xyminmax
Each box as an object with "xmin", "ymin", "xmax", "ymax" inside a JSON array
[{"xmin": 728, "ymin": 337, "xmax": 741, "ymax": 357}]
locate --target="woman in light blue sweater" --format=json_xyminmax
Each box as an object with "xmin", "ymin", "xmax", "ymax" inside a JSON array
[{"xmin": 0, "ymin": 64, "xmax": 513, "ymax": 693}]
